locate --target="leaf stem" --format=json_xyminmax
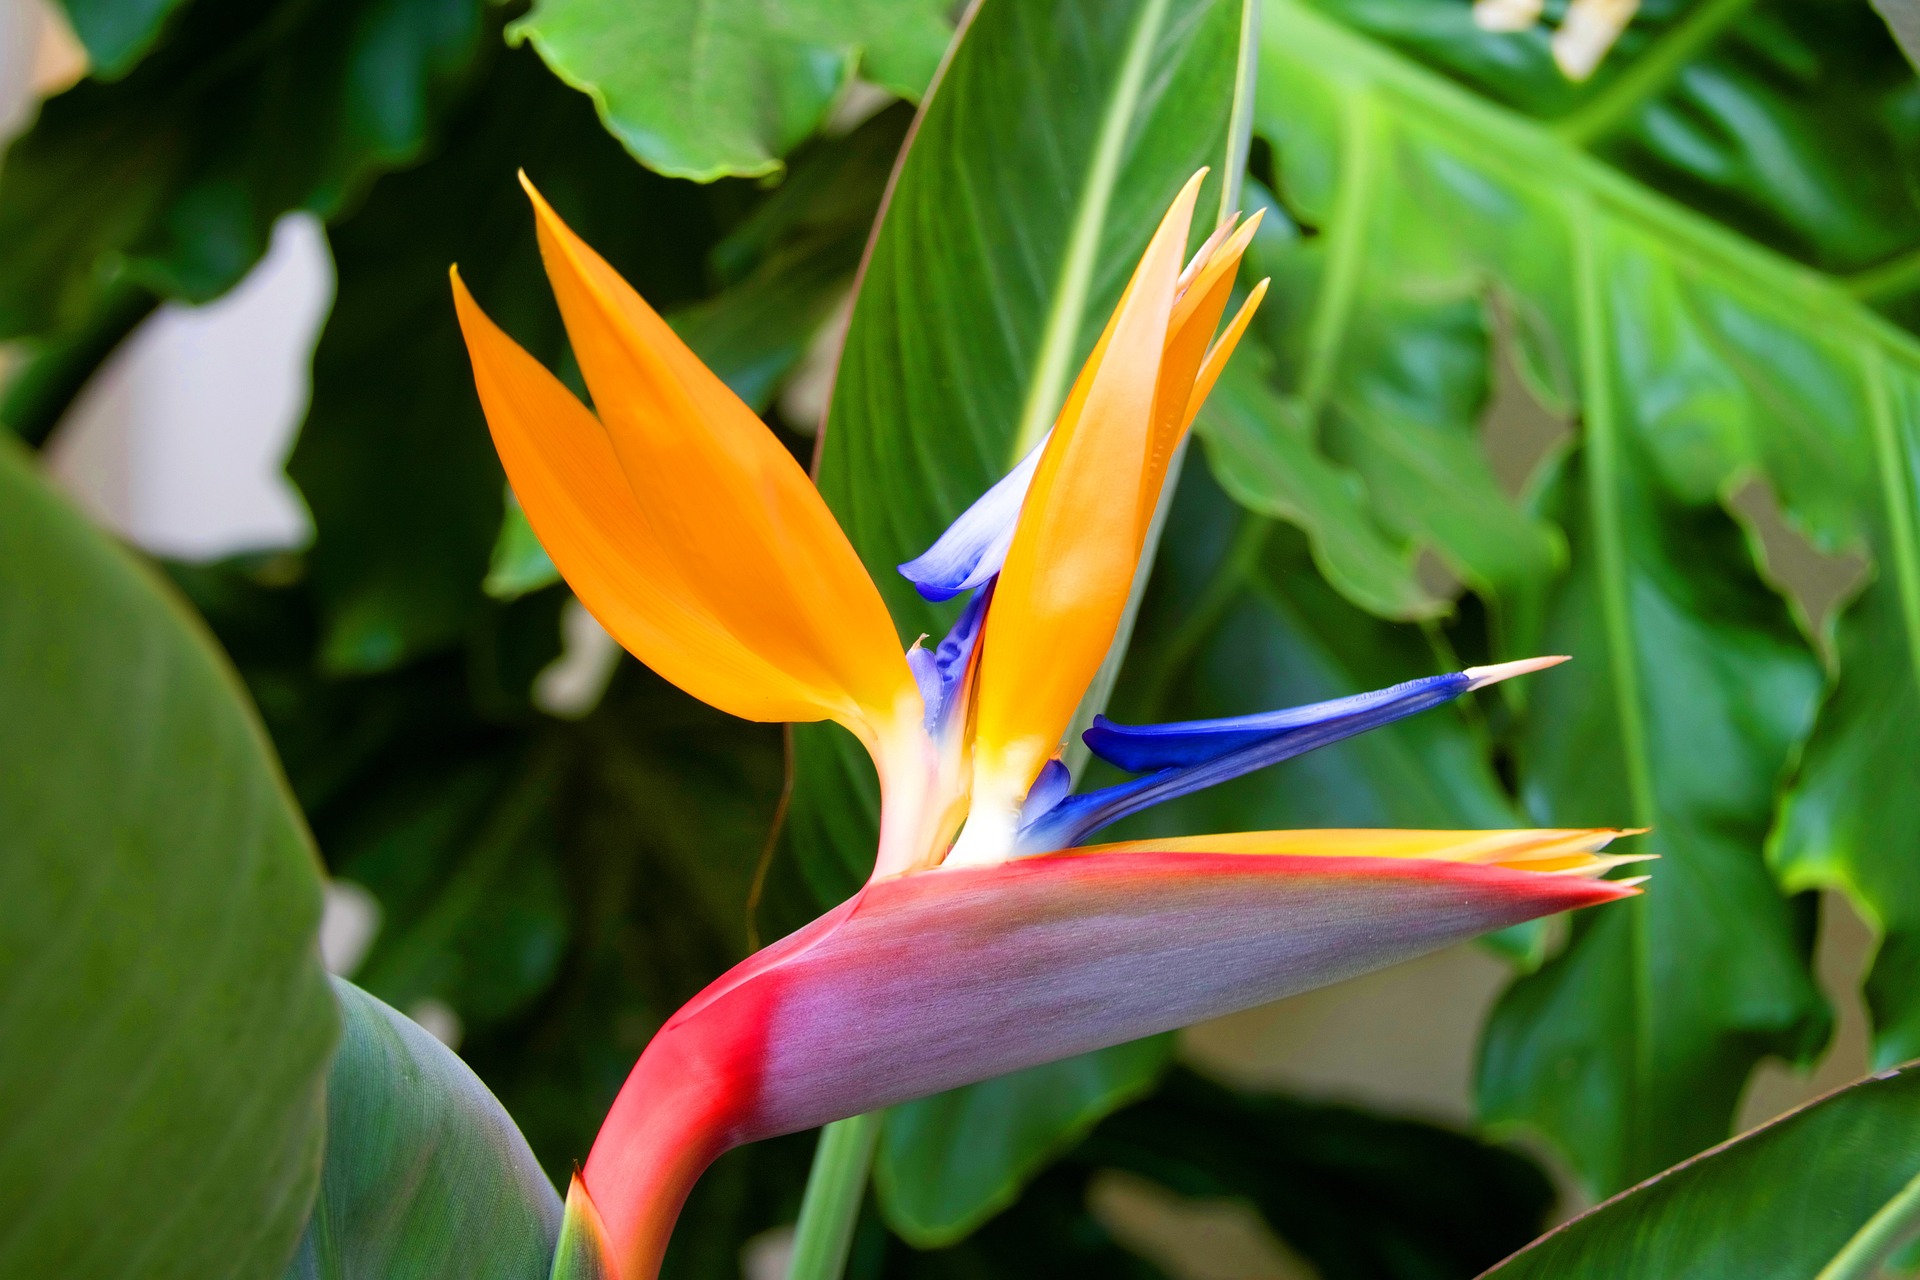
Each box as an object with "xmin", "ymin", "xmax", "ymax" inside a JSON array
[
  {"xmin": 1552, "ymin": 0, "xmax": 1753, "ymax": 148},
  {"xmin": 786, "ymin": 1113, "xmax": 882, "ymax": 1280}
]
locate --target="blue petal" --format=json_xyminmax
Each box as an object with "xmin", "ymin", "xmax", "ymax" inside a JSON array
[
  {"xmin": 1018, "ymin": 671, "xmax": 1478, "ymax": 853},
  {"xmin": 897, "ymin": 435, "xmax": 1047, "ymax": 601},
  {"xmin": 1018, "ymin": 758, "xmax": 1072, "ymax": 824},
  {"xmin": 915, "ymin": 588, "xmax": 991, "ymax": 733}
]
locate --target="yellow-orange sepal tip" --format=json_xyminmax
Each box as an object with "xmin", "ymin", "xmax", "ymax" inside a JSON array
[{"xmin": 1079, "ymin": 826, "xmax": 1646, "ymax": 880}]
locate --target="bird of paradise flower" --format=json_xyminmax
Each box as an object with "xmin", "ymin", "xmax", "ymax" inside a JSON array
[{"xmin": 451, "ymin": 169, "xmax": 1643, "ymax": 1280}]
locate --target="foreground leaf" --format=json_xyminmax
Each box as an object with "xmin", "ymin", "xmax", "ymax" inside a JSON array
[
  {"xmin": 508, "ymin": 0, "xmax": 951, "ymax": 181},
  {"xmin": 798, "ymin": 0, "xmax": 1246, "ymax": 1239},
  {"xmin": 288, "ymin": 978, "xmax": 562, "ymax": 1280},
  {"xmin": 0, "ymin": 437, "xmax": 336, "ymax": 1278},
  {"xmin": 1481, "ymin": 1062, "xmax": 1920, "ymax": 1278}
]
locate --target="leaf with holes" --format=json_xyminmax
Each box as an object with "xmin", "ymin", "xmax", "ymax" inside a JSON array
[{"xmin": 1207, "ymin": 0, "xmax": 1920, "ymax": 1195}]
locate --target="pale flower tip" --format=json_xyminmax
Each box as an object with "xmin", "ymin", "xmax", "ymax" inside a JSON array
[
  {"xmin": 1612, "ymin": 875, "xmax": 1653, "ymax": 891},
  {"xmin": 1463, "ymin": 654, "xmax": 1571, "ymax": 690}
]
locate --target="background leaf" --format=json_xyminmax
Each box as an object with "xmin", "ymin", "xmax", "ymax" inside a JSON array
[
  {"xmin": 0, "ymin": 437, "xmax": 336, "ymax": 1278},
  {"xmin": 1179, "ymin": 0, "xmax": 1920, "ymax": 1194},
  {"xmin": 508, "ymin": 0, "xmax": 952, "ymax": 180},
  {"xmin": 0, "ymin": 0, "xmax": 491, "ymax": 445},
  {"xmin": 1481, "ymin": 1060, "xmax": 1920, "ymax": 1278},
  {"xmin": 288, "ymin": 978, "xmax": 561, "ymax": 1280},
  {"xmin": 795, "ymin": 0, "xmax": 1246, "ymax": 1240}
]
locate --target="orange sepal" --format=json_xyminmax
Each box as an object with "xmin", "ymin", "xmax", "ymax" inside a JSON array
[{"xmin": 451, "ymin": 267, "xmax": 912, "ymax": 742}]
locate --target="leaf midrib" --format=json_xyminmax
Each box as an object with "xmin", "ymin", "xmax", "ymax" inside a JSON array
[{"xmin": 1008, "ymin": 0, "xmax": 1175, "ymax": 463}]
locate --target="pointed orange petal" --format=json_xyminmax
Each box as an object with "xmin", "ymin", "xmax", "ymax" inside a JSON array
[
  {"xmin": 1138, "ymin": 212, "xmax": 1265, "ymax": 528},
  {"xmin": 1182, "ymin": 277, "xmax": 1268, "ymax": 430},
  {"xmin": 964, "ymin": 174, "xmax": 1204, "ymax": 831},
  {"xmin": 452, "ymin": 269, "xmax": 906, "ymax": 739},
  {"xmin": 510, "ymin": 180, "xmax": 918, "ymax": 748}
]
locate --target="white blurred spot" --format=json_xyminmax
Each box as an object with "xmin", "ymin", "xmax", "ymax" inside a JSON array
[
  {"xmin": 740, "ymin": 1225, "xmax": 795, "ymax": 1280},
  {"xmin": 319, "ymin": 879, "xmax": 382, "ymax": 977},
  {"xmin": 43, "ymin": 212, "xmax": 331, "ymax": 560},
  {"xmin": 1472, "ymin": 0, "xmax": 1543, "ymax": 32},
  {"xmin": 824, "ymin": 78, "xmax": 894, "ymax": 136},
  {"xmin": 408, "ymin": 998, "xmax": 464, "ymax": 1050},
  {"xmin": 777, "ymin": 289, "xmax": 853, "ymax": 435},
  {"xmin": 1552, "ymin": 0, "xmax": 1639, "ymax": 81},
  {"xmin": 1088, "ymin": 1170, "xmax": 1319, "ymax": 1280},
  {"xmin": 0, "ymin": 0, "xmax": 86, "ymax": 144},
  {"xmin": 534, "ymin": 597, "xmax": 622, "ymax": 718}
]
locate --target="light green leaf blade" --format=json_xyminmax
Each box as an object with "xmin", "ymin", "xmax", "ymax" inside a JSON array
[
  {"xmin": 0, "ymin": 436, "xmax": 337, "ymax": 1278},
  {"xmin": 287, "ymin": 978, "xmax": 561, "ymax": 1280},
  {"xmin": 1480, "ymin": 1062, "xmax": 1920, "ymax": 1279},
  {"xmin": 509, "ymin": 0, "xmax": 952, "ymax": 181},
  {"xmin": 794, "ymin": 0, "xmax": 1246, "ymax": 1242}
]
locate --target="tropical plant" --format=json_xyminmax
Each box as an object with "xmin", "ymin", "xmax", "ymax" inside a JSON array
[{"xmin": 4, "ymin": 0, "xmax": 1920, "ymax": 1276}]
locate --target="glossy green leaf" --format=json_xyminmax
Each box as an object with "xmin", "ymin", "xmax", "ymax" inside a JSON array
[
  {"xmin": 1313, "ymin": 0, "xmax": 1920, "ymax": 278},
  {"xmin": 874, "ymin": 1038, "xmax": 1173, "ymax": 1247},
  {"xmin": 1481, "ymin": 1061, "xmax": 1920, "ymax": 1278},
  {"xmin": 1191, "ymin": 340, "xmax": 1445, "ymax": 621},
  {"xmin": 1212, "ymin": 0, "xmax": 1920, "ymax": 1193},
  {"xmin": 288, "ymin": 978, "xmax": 561, "ymax": 1280},
  {"xmin": 508, "ymin": 0, "xmax": 951, "ymax": 181},
  {"xmin": 795, "ymin": 0, "xmax": 1246, "ymax": 1241},
  {"xmin": 0, "ymin": 437, "xmax": 337, "ymax": 1278},
  {"xmin": 1102, "ymin": 465, "xmax": 1522, "ymax": 841},
  {"xmin": 0, "ymin": 0, "xmax": 488, "ymax": 351}
]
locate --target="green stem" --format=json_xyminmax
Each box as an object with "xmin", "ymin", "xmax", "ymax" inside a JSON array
[
  {"xmin": 786, "ymin": 1113, "xmax": 882, "ymax": 1280},
  {"xmin": 1552, "ymin": 0, "xmax": 1754, "ymax": 148}
]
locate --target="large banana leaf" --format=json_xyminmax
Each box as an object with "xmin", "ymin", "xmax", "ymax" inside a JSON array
[
  {"xmin": 0, "ymin": 437, "xmax": 337, "ymax": 1278},
  {"xmin": 1199, "ymin": 0, "xmax": 1920, "ymax": 1194},
  {"xmin": 287, "ymin": 978, "xmax": 561, "ymax": 1280},
  {"xmin": 1480, "ymin": 1060, "xmax": 1920, "ymax": 1278},
  {"xmin": 795, "ymin": 0, "xmax": 1249, "ymax": 1242}
]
